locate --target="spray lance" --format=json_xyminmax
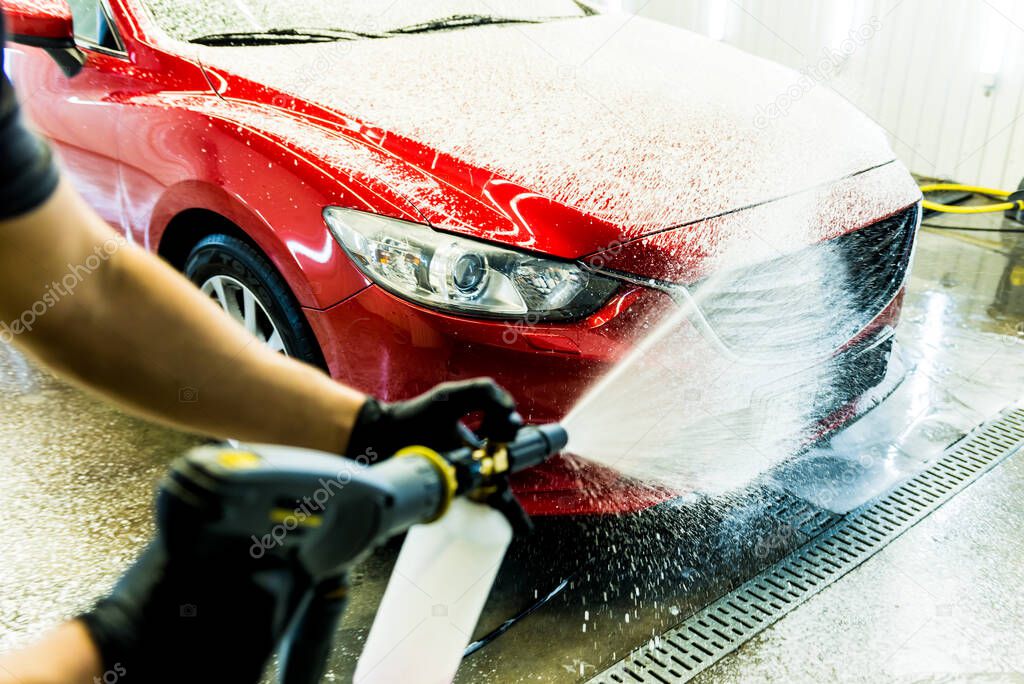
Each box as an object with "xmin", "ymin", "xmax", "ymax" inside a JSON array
[{"xmin": 155, "ymin": 422, "xmax": 568, "ymax": 683}]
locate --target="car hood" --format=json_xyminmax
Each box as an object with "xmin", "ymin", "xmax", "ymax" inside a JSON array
[{"xmin": 197, "ymin": 15, "xmax": 901, "ymax": 252}]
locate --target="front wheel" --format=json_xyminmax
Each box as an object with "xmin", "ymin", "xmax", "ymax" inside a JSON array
[{"xmin": 184, "ymin": 234, "xmax": 326, "ymax": 369}]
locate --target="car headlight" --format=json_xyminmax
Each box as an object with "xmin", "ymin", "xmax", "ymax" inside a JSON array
[{"xmin": 324, "ymin": 207, "xmax": 619, "ymax": 321}]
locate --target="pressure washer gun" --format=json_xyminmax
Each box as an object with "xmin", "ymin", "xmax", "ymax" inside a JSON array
[{"xmin": 155, "ymin": 423, "xmax": 567, "ymax": 684}]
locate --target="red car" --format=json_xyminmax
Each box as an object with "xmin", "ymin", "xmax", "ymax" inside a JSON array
[{"xmin": 3, "ymin": 0, "xmax": 921, "ymax": 515}]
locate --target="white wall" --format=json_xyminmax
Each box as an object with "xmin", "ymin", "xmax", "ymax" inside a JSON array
[{"xmin": 597, "ymin": 0, "xmax": 1024, "ymax": 190}]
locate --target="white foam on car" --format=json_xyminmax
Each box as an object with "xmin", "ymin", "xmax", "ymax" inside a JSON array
[{"xmin": 196, "ymin": 14, "xmax": 899, "ymax": 238}]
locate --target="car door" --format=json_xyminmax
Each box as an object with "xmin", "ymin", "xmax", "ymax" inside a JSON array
[{"xmin": 6, "ymin": 0, "xmax": 129, "ymax": 231}]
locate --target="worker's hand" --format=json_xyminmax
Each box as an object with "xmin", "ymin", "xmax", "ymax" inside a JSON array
[
  {"xmin": 78, "ymin": 533, "xmax": 314, "ymax": 682},
  {"xmin": 345, "ymin": 378, "xmax": 523, "ymax": 458}
]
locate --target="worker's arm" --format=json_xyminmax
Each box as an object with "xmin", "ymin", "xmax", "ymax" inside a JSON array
[
  {"xmin": 0, "ymin": 180, "xmax": 367, "ymax": 453},
  {"xmin": 0, "ymin": 179, "xmax": 521, "ymax": 455},
  {"xmin": 0, "ymin": 621, "xmax": 100, "ymax": 684},
  {"xmin": 0, "ymin": 9, "xmax": 365, "ymax": 450}
]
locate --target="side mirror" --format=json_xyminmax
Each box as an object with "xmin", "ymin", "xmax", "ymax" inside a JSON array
[
  {"xmin": 2, "ymin": 0, "xmax": 85, "ymax": 77},
  {"xmin": 4, "ymin": 0, "xmax": 75, "ymax": 47}
]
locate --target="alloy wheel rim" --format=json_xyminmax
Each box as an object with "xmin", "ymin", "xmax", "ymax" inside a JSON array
[{"xmin": 200, "ymin": 275, "xmax": 288, "ymax": 354}]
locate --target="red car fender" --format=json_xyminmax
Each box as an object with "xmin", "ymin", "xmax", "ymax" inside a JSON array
[
  {"xmin": 146, "ymin": 180, "xmax": 363, "ymax": 308},
  {"xmin": 119, "ymin": 92, "xmax": 447, "ymax": 309}
]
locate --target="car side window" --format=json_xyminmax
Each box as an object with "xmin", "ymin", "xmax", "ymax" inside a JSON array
[{"xmin": 67, "ymin": 0, "xmax": 123, "ymax": 52}]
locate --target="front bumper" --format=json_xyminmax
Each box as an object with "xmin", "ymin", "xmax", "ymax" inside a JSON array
[{"xmin": 304, "ymin": 276, "xmax": 907, "ymax": 516}]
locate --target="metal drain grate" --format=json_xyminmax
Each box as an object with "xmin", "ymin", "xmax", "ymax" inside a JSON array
[{"xmin": 588, "ymin": 405, "xmax": 1024, "ymax": 684}]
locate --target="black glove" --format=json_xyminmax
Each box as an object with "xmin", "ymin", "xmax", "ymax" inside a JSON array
[
  {"xmin": 345, "ymin": 378, "xmax": 523, "ymax": 459},
  {"xmin": 78, "ymin": 494, "xmax": 327, "ymax": 683}
]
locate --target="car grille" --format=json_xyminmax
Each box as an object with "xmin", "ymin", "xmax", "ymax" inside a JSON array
[{"xmin": 694, "ymin": 203, "xmax": 920, "ymax": 359}]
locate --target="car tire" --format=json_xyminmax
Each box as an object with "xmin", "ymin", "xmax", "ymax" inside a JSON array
[{"xmin": 184, "ymin": 234, "xmax": 326, "ymax": 369}]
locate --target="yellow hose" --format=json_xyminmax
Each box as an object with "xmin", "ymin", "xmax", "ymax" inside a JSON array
[{"xmin": 919, "ymin": 183, "xmax": 1024, "ymax": 214}]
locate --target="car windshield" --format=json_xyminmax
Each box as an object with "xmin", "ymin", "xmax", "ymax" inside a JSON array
[{"xmin": 138, "ymin": 0, "xmax": 595, "ymax": 43}]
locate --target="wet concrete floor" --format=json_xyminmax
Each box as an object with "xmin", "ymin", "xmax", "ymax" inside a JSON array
[{"xmin": 1, "ymin": 216, "xmax": 1022, "ymax": 682}]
